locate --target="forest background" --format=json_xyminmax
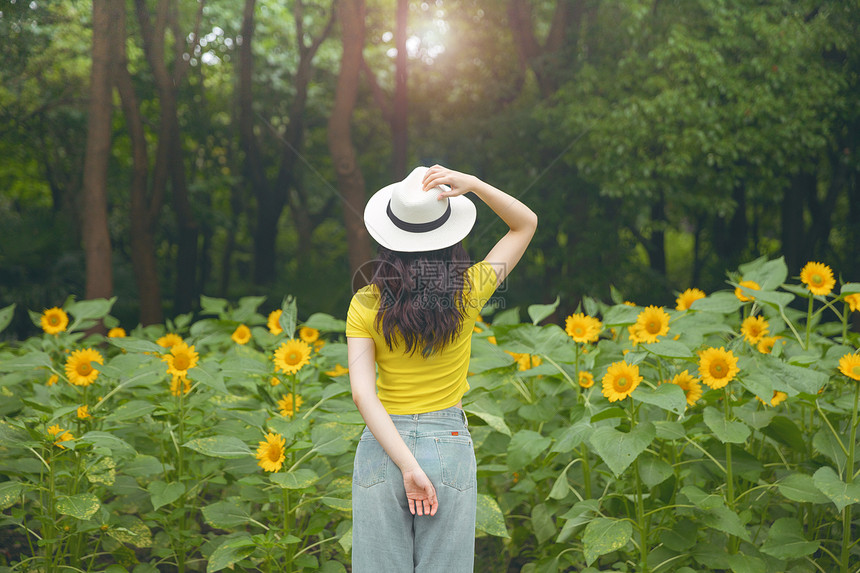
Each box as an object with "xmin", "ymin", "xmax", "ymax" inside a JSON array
[{"xmin": 1, "ymin": 0, "xmax": 859, "ymax": 335}]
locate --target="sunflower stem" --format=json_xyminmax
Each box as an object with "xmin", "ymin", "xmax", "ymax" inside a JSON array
[
  {"xmin": 840, "ymin": 381, "xmax": 859, "ymax": 573},
  {"xmin": 724, "ymin": 386, "xmax": 737, "ymax": 555},
  {"xmin": 581, "ymin": 443, "xmax": 592, "ymax": 500},
  {"xmin": 843, "ymin": 300, "xmax": 850, "ymax": 342},
  {"xmin": 630, "ymin": 405, "xmax": 649, "ymax": 572},
  {"xmin": 46, "ymin": 446, "xmax": 56, "ymax": 572},
  {"xmin": 805, "ymin": 294, "xmax": 814, "ymax": 350},
  {"xmin": 283, "ymin": 487, "xmax": 292, "ymax": 572},
  {"xmin": 176, "ymin": 390, "xmax": 186, "ymax": 573}
]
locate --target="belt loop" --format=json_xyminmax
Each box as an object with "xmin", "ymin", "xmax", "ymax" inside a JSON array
[{"xmin": 462, "ymin": 409, "xmax": 468, "ymax": 427}]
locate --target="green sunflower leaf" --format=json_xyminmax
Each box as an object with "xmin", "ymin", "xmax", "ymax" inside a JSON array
[
  {"xmin": 760, "ymin": 517, "xmax": 820, "ymax": 559},
  {"xmin": 589, "ymin": 422, "xmax": 656, "ymax": 477},
  {"xmin": 582, "ymin": 518, "xmax": 632, "ymax": 566},
  {"xmin": 703, "ymin": 407, "xmax": 750, "ymax": 444},
  {"xmin": 56, "ymin": 493, "xmax": 100, "ymax": 520},
  {"xmin": 182, "ymin": 435, "xmax": 253, "ymax": 458},
  {"xmin": 813, "ymin": 466, "xmax": 860, "ymax": 512},
  {"xmin": 476, "ymin": 493, "xmax": 509, "ymax": 538}
]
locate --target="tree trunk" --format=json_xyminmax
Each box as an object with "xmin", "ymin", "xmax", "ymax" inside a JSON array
[
  {"xmin": 134, "ymin": 0, "xmax": 201, "ymax": 313},
  {"xmin": 328, "ymin": 0, "xmax": 372, "ymax": 276},
  {"xmin": 392, "ymin": 0, "xmax": 408, "ymax": 179},
  {"xmin": 81, "ymin": 0, "xmax": 115, "ymax": 305},
  {"xmin": 506, "ymin": 0, "xmax": 574, "ymax": 98},
  {"xmin": 239, "ymin": 0, "xmax": 334, "ymax": 285},
  {"xmin": 114, "ymin": 2, "xmax": 164, "ymax": 325}
]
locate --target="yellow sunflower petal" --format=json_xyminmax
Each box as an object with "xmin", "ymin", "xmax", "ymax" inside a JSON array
[
  {"xmin": 800, "ymin": 261, "xmax": 835, "ymax": 296},
  {"xmin": 273, "ymin": 339, "xmax": 312, "ymax": 374}
]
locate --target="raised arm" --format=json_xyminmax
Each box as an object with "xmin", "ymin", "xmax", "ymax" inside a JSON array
[
  {"xmin": 347, "ymin": 336, "xmax": 438, "ymax": 516},
  {"xmin": 422, "ymin": 165, "xmax": 537, "ymax": 286}
]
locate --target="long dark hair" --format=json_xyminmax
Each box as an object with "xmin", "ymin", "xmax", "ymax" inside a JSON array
[{"xmin": 370, "ymin": 242, "xmax": 473, "ymax": 357}]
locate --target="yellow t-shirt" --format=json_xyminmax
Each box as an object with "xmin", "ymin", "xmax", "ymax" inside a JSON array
[{"xmin": 346, "ymin": 260, "xmax": 498, "ymax": 414}]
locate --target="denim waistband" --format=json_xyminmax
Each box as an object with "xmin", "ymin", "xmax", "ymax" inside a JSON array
[{"xmin": 388, "ymin": 405, "xmax": 468, "ymax": 426}]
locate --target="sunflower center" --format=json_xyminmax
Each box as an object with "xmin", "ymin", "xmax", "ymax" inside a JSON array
[
  {"xmin": 646, "ymin": 321, "xmax": 659, "ymax": 333},
  {"xmin": 853, "ymin": 365, "xmax": 860, "ymax": 377},
  {"xmin": 77, "ymin": 363, "xmax": 92, "ymax": 376},
  {"xmin": 710, "ymin": 360, "xmax": 726, "ymax": 378},
  {"xmin": 288, "ymin": 352, "xmax": 299, "ymax": 364},
  {"xmin": 174, "ymin": 355, "xmax": 190, "ymax": 370},
  {"xmin": 267, "ymin": 446, "xmax": 281, "ymax": 462},
  {"xmin": 616, "ymin": 376, "xmax": 628, "ymax": 389},
  {"xmin": 49, "ymin": 315, "xmax": 60, "ymax": 326},
  {"xmin": 812, "ymin": 274, "xmax": 823, "ymax": 285},
  {"xmin": 575, "ymin": 327, "xmax": 584, "ymax": 335}
]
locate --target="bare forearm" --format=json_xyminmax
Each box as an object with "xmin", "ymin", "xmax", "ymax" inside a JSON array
[{"xmin": 355, "ymin": 395, "xmax": 419, "ymax": 473}]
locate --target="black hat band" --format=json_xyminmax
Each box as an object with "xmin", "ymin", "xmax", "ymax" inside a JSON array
[{"xmin": 386, "ymin": 201, "xmax": 451, "ymax": 233}]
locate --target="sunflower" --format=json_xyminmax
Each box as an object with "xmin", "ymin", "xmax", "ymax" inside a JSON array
[
  {"xmin": 578, "ymin": 371, "xmax": 594, "ymax": 389},
  {"xmin": 633, "ymin": 306, "xmax": 670, "ymax": 343},
  {"xmin": 565, "ymin": 313, "xmax": 602, "ymax": 343},
  {"xmin": 487, "ymin": 336, "xmax": 497, "ymax": 345},
  {"xmin": 231, "ymin": 324, "xmax": 251, "ymax": 345},
  {"xmin": 65, "ymin": 348, "xmax": 105, "ymax": 387},
  {"xmin": 800, "ymin": 261, "xmax": 835, "ymax": 296},
  {"xmin": 256, "ymin": 432, "xmax": 286, "ymax": 472},
  {"xmin": 163, "ymin": 342, "xmax": 199, "ymax": 378},
  {"xmin": 299, "ymin": 326, "xmax": 320, "ymax": 343},
  {"xmin": 48, "ymin": 425, "xmax": 74, "ymax": 449},
  {"xmin": 740, "ymin": 315, "xmax": 769, "ymax": 344},
  {"xmin": 666, "ymin": 370, "xmax": 702, "ymax": 406},
  {"xmin": 108, "ymin": 327, "xmax": 126, "ymax": 338},
  {"xmin": 756, "ymin": 336, "xmax": 781, "ymax": 354},
  {"xmin": 274, "ymin": 339, "xmax": 312, "ymax": 374},
  {"xmin": 325, "ymin": 364, "xmax": 349, "ymax": 377},
  {"xmin": 278, "ymin": 393, "xmax": 304, "ymax": 417},
  {"xmin": 627, "ymin": 325, "xmax": 646, "ymax": 345},
  {"xmin": 270, "ymin": 376, "xmax": 281, "ymax": 387},
  {"xmin": 735, "ymin": 280, "xmax": 760, "ymax": 302},
  {"xmin": 845, "ymin": 294, "xmax": 860, "ymax": 313},
  {"xmin": 41, "ymin": 307, "xmax": 69, "ymax": 335},
  {"xmin": 157, "ymin": 333, "xmax": 183, "ymax": 349},
  {"xmin": 623, "ymin": 301, "xmax": 637, "ymax": 307},
  {"xmin": 313, "ymin": 340, "xmax": 326, "ymax": 353},
  {"xmin": 76, "ymin": 405, "xmax": 90, "ymax": 419},
  {"xmin": 770, "ymin": 391, "xmax": 788, "ymax": 407},
  {"xmin": 169, "ymin": 374, "xmax": 192, "ymax": 396},
  {"xmin": 267, "ymin": 310, "xmax": 284, "ymax": 335},
  {"xmin": 506, "ymin": 351, "xmax": 540, "ymax": 371},
  {"xmin": 676, "ymin": 288, "xmax": 706, "ymax": 311},
  {"xmin": 839, "ymin": 353, "xmax": 860, "ymax": 382},
  {"xmin": 46, "ymin": 374, "xmax": 58, "ymax": 387},
  {"xmin": 601, "ymin": 361, "xmax": 642, "ymax": 402},
  {"xmin": 698, "ymin": 347, "xmax": 739, "ymax": 389}
]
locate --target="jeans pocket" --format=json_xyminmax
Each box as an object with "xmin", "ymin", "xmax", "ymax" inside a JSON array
[
  {"xmin": 435, "ymin": 436, "xmax": 476, "ymax": 491},
  {"xmin": 354, "ymin": 435, "xmax": 388, "ymax": 488}
]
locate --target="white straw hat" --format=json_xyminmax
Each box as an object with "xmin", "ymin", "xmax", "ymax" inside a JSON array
[{"xmin": 363, "ymin": 166, "xmax": 477, "ymax": 252}]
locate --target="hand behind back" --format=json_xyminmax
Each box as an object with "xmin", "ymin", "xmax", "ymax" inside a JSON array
[{"xmin": 402, "ymin": 467, "xmax": 438, "ymax": 517}]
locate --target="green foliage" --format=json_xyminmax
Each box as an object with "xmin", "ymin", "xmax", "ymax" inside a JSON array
[{"xmin": 1, "ymin": 257, "xmax": 859, "ymax": 570}]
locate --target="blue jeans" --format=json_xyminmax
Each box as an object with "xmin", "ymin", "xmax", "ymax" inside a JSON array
[{"xmin": 351, "ymin": 406, "xmax": 477, "ymax": 572}]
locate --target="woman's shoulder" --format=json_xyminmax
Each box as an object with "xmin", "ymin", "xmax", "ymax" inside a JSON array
[
  {"xmin": 349, "ymin": 285, "xmax": 380, "ymax": 314},
  {"xmin": 466, "ymin": 260, "xmax": 497, "ymax": 290}
]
